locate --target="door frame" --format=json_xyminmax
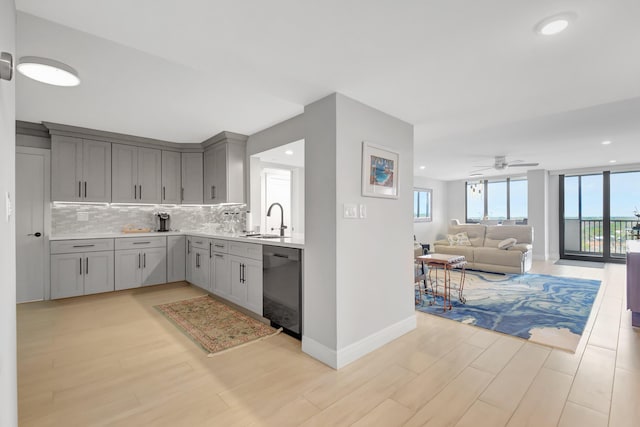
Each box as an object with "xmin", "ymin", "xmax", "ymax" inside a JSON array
[{"xmin": 16, "ymin": 146, "xmax": 51, "ymax": 300}]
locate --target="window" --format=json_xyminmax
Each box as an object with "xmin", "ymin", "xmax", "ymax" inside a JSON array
[
  {"xmin": 466, "ymin": 178, "xmax": 527, "ymax": 223},
  {"xmin": 413, "ymin": 188, "xmax": 432, "ymax": 222}
]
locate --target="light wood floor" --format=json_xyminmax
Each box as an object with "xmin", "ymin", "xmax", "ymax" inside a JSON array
[{"xmin": 17, "ymin": 261, "xmax": 639, "ymax": 426}]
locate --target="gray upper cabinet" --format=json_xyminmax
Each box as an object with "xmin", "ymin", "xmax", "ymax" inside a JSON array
[
  {"xmin": 51, "ymin": 136, "xmax": 111, "ymax": 202},
  {"xmin": 203, "ymin": 141, "xmax": 245, "ymax": 204},
  {"xmin": 181, "ymin": 152, "xmax": 203, "ymax": 204},
  {"xmin": 161, "ymin": 151, "xmax": 181, "ymax": 204},
  {"xmin": 112, "ymin": 144, "xmax": 162, "ymax": 204}
]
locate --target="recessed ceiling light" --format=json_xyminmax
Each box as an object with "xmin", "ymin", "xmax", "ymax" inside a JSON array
[
  {"xmin": 610, "ymin": 160, "xmax": 617, "ymax": 163},
  {"xmin": 534, "ymin": 12, "xmax": 576, "ymax": 36},
  {"xmin": 601, "ymin": 140, "xmax": 612, "ymax": 145},
  {"xmin": 17, "ymin": 56, "xmax": 80, "ymax": 87},
  {"xmin": 284, "ymin": 150, "xmax": 294, "ymax": 155},
  {"xmin": 419, "ymin": 165, "xmax": 426, "ymax": 170}
]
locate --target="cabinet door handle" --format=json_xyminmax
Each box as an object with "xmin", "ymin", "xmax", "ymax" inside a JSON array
[
  {"xmin": 214, "ymin": 244, "xmax": 224, "ymax": 248},
  {"xmin": 73, "ymin": 244, "xmax": 95, "ymax": 248},
  {"xmin": 215, "ymin": 254, "xmax": 224, "ymax": 258},
  {"xmin": 78, "ymin": 181, "xmax": 82, "ymax": 198},
  {"xmin": 143, "ymin": 253, "xmax": 146, "ymax": 268},
  {"xmin": 163, "ymin": 186, "xmax": 166, "ymax": 201},
  {"xmin": 209, "ymin": 242, "xmax": 212, "ymax": 258},
  {"xmin": 210, "ymin": 186, "xmax": 214, "ymax": 200},
  {"xmin": 85, "ymin": 257, "xmax": 89, "ymax": 275},
  {"xmin": 84, "ymin": 181, "xmax": 87, "ymax": 198},
  {"xmin": 138, "ymin": 253, "xmax": 141, "ymax": 269},
  {"xmin": 80, "ymin": 257, "xmax": 83, "ymax": 275},
  {"xmin": 187, "ymin": 240, "xmax": 191, "ymax": 254},
  {"xmin": 181, "ymin": 187, "xmax": 184, "ymax": 202},
  {"xmin": 134, "ymin": 184, "xmax": 137, "ymax": 199},
  {"xmin": 212, "ymin": 185, "xmax": 216, "ymax": 199},
  {"xmin": 139, "ymin": 185, "xmax": 143, "ymax": 200},
  {"xmin": 133, "ymin": 241, "xmax": 151, "ymax": 245}
]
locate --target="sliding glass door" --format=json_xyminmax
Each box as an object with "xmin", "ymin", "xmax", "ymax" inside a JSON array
[{"xmin": 561, "ymin": 170, "xmax": 640, "ymax": 262}]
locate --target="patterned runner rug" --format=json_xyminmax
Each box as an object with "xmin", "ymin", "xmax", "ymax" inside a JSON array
[
  {"xmin": 415, "ymin": 271, "xmax": 601, "ymax": 352},
  {"xmin": 155, "ymin": 295, "xmax": 281, "ymax": 356}
]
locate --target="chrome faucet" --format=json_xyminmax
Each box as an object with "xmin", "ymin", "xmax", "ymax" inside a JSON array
[{"xmin": 266, "ymin": 202, "xmax": 287, "ymax": 237}]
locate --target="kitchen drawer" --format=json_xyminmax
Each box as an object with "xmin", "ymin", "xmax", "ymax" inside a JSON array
[
  {"xmin": 51, "ymin": 239, "xmax": 114, "ymax": 254},
  {"xmin": 228, "ymin": 241, "xmax": 262, "ymax": 261},
  {"xmin": 115, "ymin": 236, "xmax": 166, "ymax": 250},
  {"xmin": 189, "ymin": 236, "xmax": 210, "ymax": 250},
  {"xmin": 211, "ymin": 239, "xmax": 228, "ymax": 253}
]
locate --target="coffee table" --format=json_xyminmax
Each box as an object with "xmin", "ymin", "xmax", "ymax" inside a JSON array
[{"xmin": 415, "ymin": 254, "xmax": 467, "ymax": 311}]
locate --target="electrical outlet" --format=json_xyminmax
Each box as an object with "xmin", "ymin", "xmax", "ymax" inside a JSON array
[{"xmin": 343, "ymin": 203, "xmax": 358, "ymax": 219}]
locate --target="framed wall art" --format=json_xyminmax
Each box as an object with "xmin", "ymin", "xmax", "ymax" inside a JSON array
[{"xmin": 361, "ymin": 142, "xmax": 399, "ymax": 199}]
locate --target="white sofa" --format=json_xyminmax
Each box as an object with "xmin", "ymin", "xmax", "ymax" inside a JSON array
[{"xmin": 433, "ymin": 224, "xmax": 533, "ymax": 274}]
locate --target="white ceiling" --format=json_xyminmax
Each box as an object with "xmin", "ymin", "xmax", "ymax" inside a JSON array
[
  {"xmin": 15, "ymin": 0, "xmax": 640, "ymax": 180},
  {"xmin": 252, "ymin": 139, "xmax": 305, "ymax": 168}
]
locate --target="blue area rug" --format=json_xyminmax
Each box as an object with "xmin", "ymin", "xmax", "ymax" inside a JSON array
[{"xmin": 415, "ymin": 271, "xmax": 601, "ymax": 352}]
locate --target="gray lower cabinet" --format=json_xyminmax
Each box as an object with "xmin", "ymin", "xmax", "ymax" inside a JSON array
[
  {"xmin": 51, "ymin": 136, "xmax": 111, "ymax": 202},
  {"xmin": 114, "ymin": 237, "xmax": 167, "ymax": 290},
  {"xmin": 185, "ymin": 237, "xmax": 193, "ymax": 283},
  {"xmin": 211, "ymin": 252, "xmax": 231, "ymax": 298},
  {"xmin": 191, "ymin": 247, "xmax": 210, "ymax": 290},
  {"xmin": 112, "ymin": 144, "xmax": 162, "ymax": 204},
  {"xmin": 161, "ymin": 151, "xmax": 181, "ymax": 204},
  {"xmin": 167, "ymin": 235, "xmax": 186, "ymax": 282},
  {"xmin": 181, "ymin": 153, "xmax": 203, "ymax": 204},
  {"xmin": 51, "ymin": 251, "xmax": 114, "ymax": 299},
  {"xmin": 114, "ymin": 247, "xmax": 167, "ymax": 290},
  {"xmin": 228, "ymin": 255, "xmax": 263, "ymax": 315}
]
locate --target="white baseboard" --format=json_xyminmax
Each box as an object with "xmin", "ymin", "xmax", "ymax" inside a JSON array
[
  {"xmin": 302, "ymin": 336, "xmax": 338, "ymax": 369},
  {"xmin": 302, "ymin": 314, "xmax": 417, "ymax": 370}
]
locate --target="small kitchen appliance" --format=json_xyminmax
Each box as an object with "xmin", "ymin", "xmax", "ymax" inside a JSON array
[{"xmin": 156, "ymin": 212, "xmax": 170, "ymax": 232}]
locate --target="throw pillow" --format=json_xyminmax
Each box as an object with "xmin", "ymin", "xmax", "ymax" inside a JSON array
[
  {"xmin": 498, "ymin": 237, "xmax": 517, "ymax": 250},
  {"xmin": 455, "ymin": 232, "xmax": 472, "ymax": 246},
  {"xmin": 446, "ymin": 234, "xmax": 457, "ymax": 246}
]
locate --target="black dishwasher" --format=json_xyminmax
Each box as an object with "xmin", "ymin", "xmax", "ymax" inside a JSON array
[{"xmin": 263, "ymin": 245, "xmax": 302, "ymax": 339}]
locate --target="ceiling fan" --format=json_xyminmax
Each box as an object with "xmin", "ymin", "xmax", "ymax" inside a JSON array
[{"xmin": 470, "ymin": 156, "xmax": 539, "ymax": 175}]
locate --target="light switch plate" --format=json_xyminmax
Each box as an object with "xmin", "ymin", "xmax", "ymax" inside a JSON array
[
  {"xmin": 77, "ymin": 212, "xmax": 89, "ymax": 222},
  {"xmin": 343, "ymin": 203, "xmax": 358, "ymax": 219},
  {"xmin": 359, "ymin": 204, "xmax": 367, "ymax": 218}
]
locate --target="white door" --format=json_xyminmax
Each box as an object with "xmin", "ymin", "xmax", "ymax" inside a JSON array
[
  {"xmin": 263, "ymin": 169, "xmax": 292, "ymax": 234},
  {"xmin": 16, "ymin": 149, "xmax": 48, "ymax": 302}
]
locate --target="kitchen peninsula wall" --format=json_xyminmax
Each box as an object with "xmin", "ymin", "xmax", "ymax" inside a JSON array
[{"xmin": 52, "ymin": 203, "xmax": 246, "ymax": 236}]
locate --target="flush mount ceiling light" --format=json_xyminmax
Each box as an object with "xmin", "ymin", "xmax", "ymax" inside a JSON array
[
  {"xmin": 610, "ymin": 160, "xmax": 617, "ymax": 163},
  {"xmin": 534, "ymin": 12, "xmax": 577, "ymax": 36},
  {"xmin": 419, "ymin": 165, "xmax": 426, "ymax": 170},
  {"xmin": 17, "ymin": 56, "xmax": 80, "ymax": 87},
  {"xmin": 284, "ymin": 150, "xmax": 294, "ymax": 155},
  {"xmin": 601, "ymin": 140, "xmax": 612, "ymax": 145}
]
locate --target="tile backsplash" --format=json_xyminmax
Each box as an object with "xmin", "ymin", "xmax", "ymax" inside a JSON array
[{"xmin": 51, "ymin": 203, "xmax": 247, "ymax": 236}]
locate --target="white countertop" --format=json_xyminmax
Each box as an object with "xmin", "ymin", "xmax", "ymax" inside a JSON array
[{"xmin": 49, "ymin": 231, "xmax": 305, "ymax": 249}]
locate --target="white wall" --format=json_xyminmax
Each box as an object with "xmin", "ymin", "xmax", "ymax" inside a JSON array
[
  {"xmin": 0, "ymin": 0, "xmax": 17, "ymax": 425},
  {"xmin": 302, "ymin": 94, "xmax": 338, "ymax": 361},
  {"xmin": 528, "ymin": 169, "xmax": 550, "ymax": 260},
  {"xmin": 334, "ymin": 93, "xmax": 415, "ymax": 357},
  {"xmin": 447, "ymin": 180, "xmax": 466, "ymax": 223},
  {"xmin": 413, "ymin": 176, "xmax": 448, "ymax": 245},
  {"xmin": 302, "ymin": 93, "xmax": 415, "ymax": 368},
  {"xmin": 548, "ymin": 174, "xmax": 560, "ymax": 259},
  {"xmin": 246, "ymin": 113, "xmax": 304, "ymax": 156}
]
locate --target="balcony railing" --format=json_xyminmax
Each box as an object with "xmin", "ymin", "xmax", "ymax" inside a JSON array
[{"xmin": 564, "ymin": 219, "xmax": 639, "ymax": 256}]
